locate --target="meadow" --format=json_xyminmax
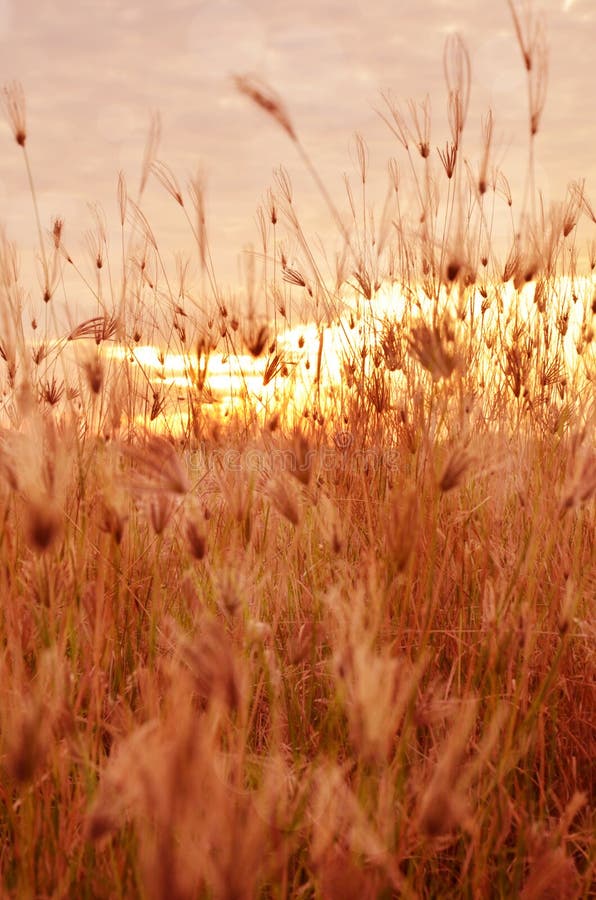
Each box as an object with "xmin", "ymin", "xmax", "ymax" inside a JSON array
[{"xmin": 0, "ymin": 6, "xmax": 594, "ymax": 898}]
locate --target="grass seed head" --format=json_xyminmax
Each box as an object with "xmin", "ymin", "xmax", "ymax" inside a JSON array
[
  {"xmin": 186, "ymin": 516, "xmax": 207, "ymax": 560},
  {"xmin": 2, "ymin": 80, "xmax": 27, "ymax": 146},
  {"xmin": 234, "ymin": 74, "xmax": 297, "ymax": 142},
  {"xmin": 408, "ymin": 321, "xmax": 460, "ymax": 381},
  {"xmin": 439, "ymin": 446, "xmax": 474, "ymax": 492},
  {"xmin": 25, "ymin": 496, "xmax": 62, "ymax": 552},
  {"xmin": 99, "ymin": 498, "xmax": 127, "ymax": 544},
  {"xmin": 267, "ymin": 475, "xmax": 300, "ymax": 525},
  {"xmin": 521, "ymin": 844, "xmax": 580, "ymax": 900},
  {"xmin": 149, "ymin": 492, "xmax": 175, "ymax": 534},
  {"xmin": 83, "ymin": 354, "xmax": 104, "ymax": 395},
  {"xmin": 124, "ymin": 435, "xmax": 191, "ymax": 495},
  {"xmin": 289, "ymin": 429, "xmax": 313, "ymax": 486},
  {"xmin": 180, "ymin": 618, "xmax": 242, "ymax": 711},
  {"xmin": 6, "ymin": 704, "xmax": 46, "ymax": 783}
]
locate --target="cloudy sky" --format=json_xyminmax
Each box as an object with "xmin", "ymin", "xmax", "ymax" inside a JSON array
[{"xmin": 1, "ymin": 0, "xmax": 595, "ymax": 309}]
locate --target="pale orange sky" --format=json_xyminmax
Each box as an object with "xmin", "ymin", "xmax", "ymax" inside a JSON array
[{"xmin": 1, "ymin": 0, "xmax": 595, "ymax": 319}]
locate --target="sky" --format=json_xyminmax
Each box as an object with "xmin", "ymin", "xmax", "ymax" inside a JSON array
[{"xmin": 0, "ymin": 0, "xmax": 595, "ymax": 317}]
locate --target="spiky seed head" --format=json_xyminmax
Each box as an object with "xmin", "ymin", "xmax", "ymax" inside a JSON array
[
  {"xmin": 2, "ymin": 81, "xmax": 27, "ymax": 146},
  {"xmin": 149, "ymin": 493, "xmax": 174, "ymax": 535},
  {"xmin": 235, "ymin": 74, "xmax": 297, "ymax": 142},
  {"xmin": 25, "ymin": 497, "xmax": 62, "ymax": 552},
  {"xmin": 439, "ymin": 447, "xmax": 474, "ymax": 492},
  {"xmin": 186, "ymin": 517, "xmax": 206, "ymax": 560}
]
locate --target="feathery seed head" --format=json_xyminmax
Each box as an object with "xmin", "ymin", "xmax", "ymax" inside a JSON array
[
  {"xmin": 124, "ymin": 435, "xmax": 191, "ymax": 495},
  {"xmin": 25, "ymin": 496, "xmax": 62, "ymax": 552},
  {"xmin": 51, "ymin": 217, "xmax": 64, "ymax": 249},
  {"xmin": 289, "ymin": 429, "xmax": 313, "ymax": 486},
  {"xmin": 83, "ymin": 353, "xmax": 104, "ymax": 394},
  {"xmin": 234, "ymin": 74, "xmax": 297, "ymax": 142},
  {"xmin": 267, "ymin": 475, "xmax": 300, "ymax": 525},
  {"xmin": 186, "ymin": 516, "xmax": 207, "ymax": 560},
  {"xmin": 439, "ymin": 446, "xmax": 475, "ymax": 492},
  {"xmin": 149, "ymin": 492, "xmax": 175, "ymax": 534},
  {"xmin": 2, "ymin": 81, "xmax": 27, "ymax": 146}
]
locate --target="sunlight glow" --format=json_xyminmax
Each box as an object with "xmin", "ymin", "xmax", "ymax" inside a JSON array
[{"xmin": 100, "ymin": 275, "xmax": 594, "ymax": 435}]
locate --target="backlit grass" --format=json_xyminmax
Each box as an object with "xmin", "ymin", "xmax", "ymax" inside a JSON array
[{"xmin": 0, "ymin": 4, "xmax": 594, "ymax": 897}]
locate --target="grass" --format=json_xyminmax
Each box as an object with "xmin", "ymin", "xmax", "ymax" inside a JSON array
[{"xmin": 0, "ymin": 3, "xmax": 594, "ymax": 897}]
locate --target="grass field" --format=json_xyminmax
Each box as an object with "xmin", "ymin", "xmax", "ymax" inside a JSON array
[{"xmin": 0, "ymin": 7, "xmax": 594, "ymax": 898}]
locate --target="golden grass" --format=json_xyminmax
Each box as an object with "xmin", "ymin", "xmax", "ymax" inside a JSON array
[{"xmin": 0, "ymin": 5, "xmax": 595, "ymax": 897}]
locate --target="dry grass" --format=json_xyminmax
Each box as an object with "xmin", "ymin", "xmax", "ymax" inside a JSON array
[{"xmin": 0, "ymin": 6, "xmax": 595, "ymax": 898}]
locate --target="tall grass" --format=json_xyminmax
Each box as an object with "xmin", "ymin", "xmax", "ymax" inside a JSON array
[{"xmin": 0, "ymin": 3, "xmax": 594, "ymax": 897}]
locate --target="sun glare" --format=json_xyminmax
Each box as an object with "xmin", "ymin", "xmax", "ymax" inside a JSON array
[{"xmin": 97, "ymin": 274, "xmax": 594, "ymax": 436}]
